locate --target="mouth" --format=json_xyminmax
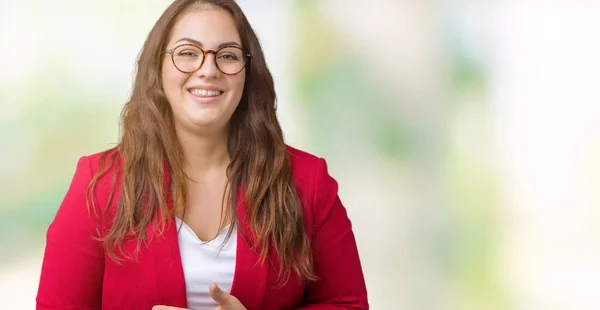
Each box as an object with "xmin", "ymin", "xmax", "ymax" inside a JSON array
[{"xmin": 188, "ymin": 88, "xmax": 225, "ymax": 98}]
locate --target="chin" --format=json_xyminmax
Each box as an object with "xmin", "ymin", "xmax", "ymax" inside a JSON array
[
  {"xmin": 182, "ymin": 106, "xmax": 221, "ymax": 126},
  {"xmin": 188, "ymin": 118, "xmax": 219, "ymax": 128},
  {"xmin": 186, "ymin": 114, "xmax": 229, "ymax": 131}
]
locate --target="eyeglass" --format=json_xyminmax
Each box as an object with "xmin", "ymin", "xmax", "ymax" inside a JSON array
[{"xmin": 165, "ymin": 44, "xmax": 251, "ymax": 75}]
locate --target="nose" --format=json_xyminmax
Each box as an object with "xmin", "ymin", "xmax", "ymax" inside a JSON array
[{"xmin": 195, "ymin": 51, "xmax": 220, "ymax": 78}]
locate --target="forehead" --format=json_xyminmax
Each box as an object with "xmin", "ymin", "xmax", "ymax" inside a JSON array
[{"xmin": 168, "ymin": 8, "xmax": 241, "ymax": 48}]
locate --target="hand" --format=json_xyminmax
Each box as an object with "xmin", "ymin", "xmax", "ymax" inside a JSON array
[
  {"xmin": 152, "ymin": 282, "xmax": 246, "ymax": 310},
  {"xmin": 209, "ymin": 282, "xmax": 247, "ymax": 310}
]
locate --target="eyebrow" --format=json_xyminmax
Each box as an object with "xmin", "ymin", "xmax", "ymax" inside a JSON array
[{"xmin": 174, "ymin": 37, "xmax": 242, "ymax": 49}]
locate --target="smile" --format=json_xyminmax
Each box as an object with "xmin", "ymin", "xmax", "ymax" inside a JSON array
[{"xmin": 189, "ymin": 89, "xmax": 224, "ymax": 97}]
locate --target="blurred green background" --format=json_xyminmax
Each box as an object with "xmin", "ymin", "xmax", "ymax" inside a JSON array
[{"xmin": 2, "ymin": 1, "xmax": 600, "ymax": 309}]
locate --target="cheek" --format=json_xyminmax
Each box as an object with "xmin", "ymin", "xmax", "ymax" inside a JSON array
[
  {"xmin": 232, "ymin": 75, "xmax": 246, "ymax": 98},
  {"xmin": 162, "ymin": 62, "xmax": 185, "ymax": 97}
]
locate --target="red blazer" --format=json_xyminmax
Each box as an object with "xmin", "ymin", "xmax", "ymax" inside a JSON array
[{"xmin": 36, "ymin": 146, "xmax": 368, "ymax": 309}]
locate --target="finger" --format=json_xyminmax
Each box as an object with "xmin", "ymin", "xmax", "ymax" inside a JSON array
[{"xmin": 209, "ymin": 282, "xmax": 229, "ymax": 305}]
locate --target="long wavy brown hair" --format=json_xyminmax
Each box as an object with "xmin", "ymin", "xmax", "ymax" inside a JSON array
[{"xmin": 87, "ymin": 0, "xmax": 315, "ymax": 284}]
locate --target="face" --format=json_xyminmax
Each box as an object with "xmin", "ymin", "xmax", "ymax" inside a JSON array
[{"xmin": 162, "ymin": 7, "xmax": 246, "ymax": 135}]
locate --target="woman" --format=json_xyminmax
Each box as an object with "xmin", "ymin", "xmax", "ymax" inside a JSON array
[{"xmin": 36, "ymin": 0, "xmax": 368, "ymax": 309}]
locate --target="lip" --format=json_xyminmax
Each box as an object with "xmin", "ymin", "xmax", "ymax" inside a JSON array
[{"xmin": 187, "ymin": 85, "xmax": 225, "ymax": 104}]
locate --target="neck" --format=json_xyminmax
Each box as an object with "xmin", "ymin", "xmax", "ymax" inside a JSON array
[{"xmin": 176, "ymin": 127, "xmax": 230, "ymax": 179}]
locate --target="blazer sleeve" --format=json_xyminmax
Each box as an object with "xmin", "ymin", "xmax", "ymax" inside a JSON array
[
  {"xmin": 36, "ymin": 156, "xmax": 104, "ymax": 310},
  {"xmin": 299, "ymin": 158, "xmax": 369, "ymax": 309}
]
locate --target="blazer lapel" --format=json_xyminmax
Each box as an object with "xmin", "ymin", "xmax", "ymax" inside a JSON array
[
  {"xmin": 151, "ymin": 169, "xmax": 188, "ymax": 308},
  {"xmin": 150, "ymin": 217, "xmax": 189, "ymax": 308},
  {"xmin": 230, "ymin": 195, "xmax": 269, "ymax": 310}
]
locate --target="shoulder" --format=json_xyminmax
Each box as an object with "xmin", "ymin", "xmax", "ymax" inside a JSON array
[
  {"xmin": 285, "ymin": 146, "xmax": 344, "ymax": 240},
  {"xmin": 72, "ymin": 147, "xmax": 121, "ymax": 198},
  {"xmin": 286, "ymin": 145, "xmax": 339, "ymax": 204},
  {"xmin": 82, "ymin": 147, "xmax": 120, "ymax": 171},
  {"xmin": 286, "ymin": 145, "xmax": 326, "ymax": 186},
  {"xmin": 286, "ymin": 145, "xmax": 320, "ymax": 174}
]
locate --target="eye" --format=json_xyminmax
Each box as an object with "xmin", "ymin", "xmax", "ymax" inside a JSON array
[
  {"xmin": 218, "ymin": 53, "xmax": 239, "ymax": 61},
  {"xmin": 177, "ymin": 50, "xmax": 199, "ymax": 57}
]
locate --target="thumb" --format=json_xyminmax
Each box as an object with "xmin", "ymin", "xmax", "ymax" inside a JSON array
[{"xmin": 209, "ymin": 282, "xmax": 230, "ymax": 305}]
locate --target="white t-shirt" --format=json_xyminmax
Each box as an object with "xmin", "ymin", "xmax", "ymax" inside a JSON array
[{"xmin": 175, "ymin": 217, "xmax": 237, "ymax": 310}]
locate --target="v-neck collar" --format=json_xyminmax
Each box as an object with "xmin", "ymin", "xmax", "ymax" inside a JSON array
[{"xmin": 158, "ymin": 191, "xmax": 269, "ymax": 309}]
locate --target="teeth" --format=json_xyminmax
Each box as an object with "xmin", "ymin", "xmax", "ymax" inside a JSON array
[{"xmin": 190, "ymin": 89, "xmax": 221, "ymax": 97}]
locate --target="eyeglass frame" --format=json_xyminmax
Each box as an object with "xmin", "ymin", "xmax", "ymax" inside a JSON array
[{"xmin": 164, "ymin": 43, "xmax": 252, "ymax": 76}]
